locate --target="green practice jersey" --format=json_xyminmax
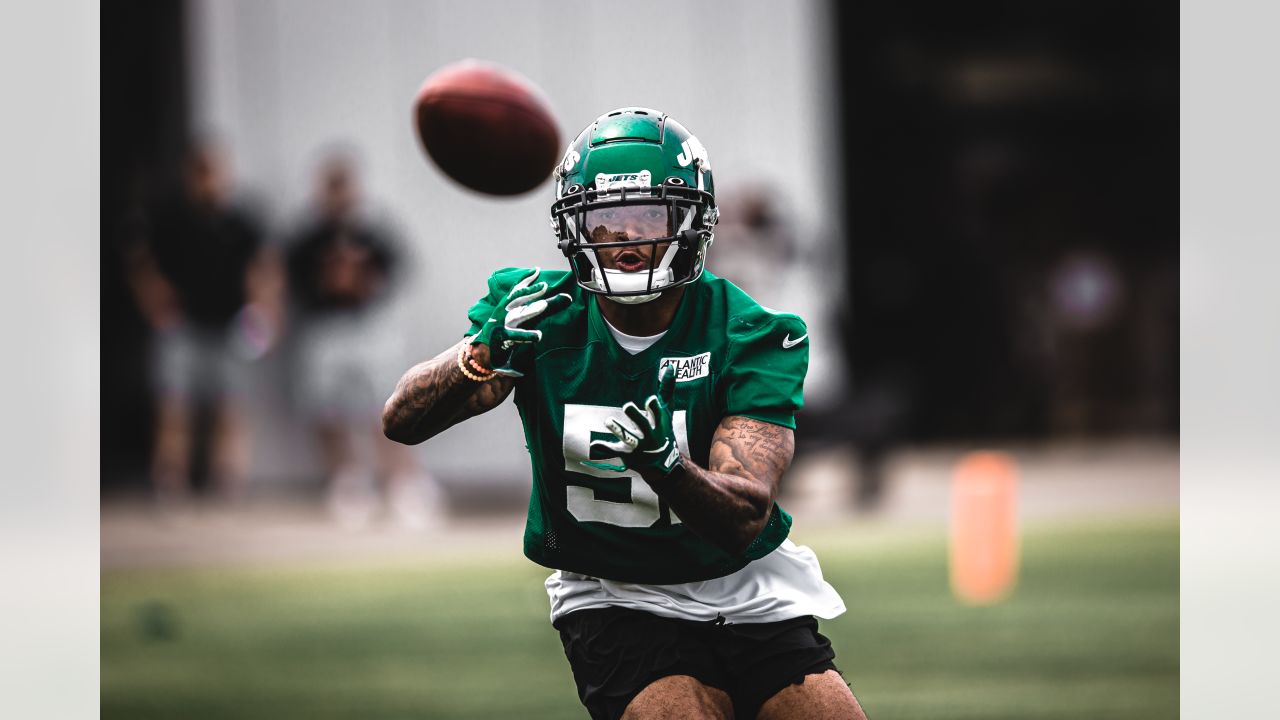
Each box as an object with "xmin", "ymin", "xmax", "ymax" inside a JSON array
[{"xmin": 465, "ymin": 268, "xmax": 809, "ymax": 584}]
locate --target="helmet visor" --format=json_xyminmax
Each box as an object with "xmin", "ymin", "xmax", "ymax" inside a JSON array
[{"xmin": 584, "ymin": 204, "xmax": 671, "ymax": 244}]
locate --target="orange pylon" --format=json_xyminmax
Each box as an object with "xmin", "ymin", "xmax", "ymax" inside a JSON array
[{"xmin": 950, "ymin": 451, "xmax": 1019, "ymax": 605}]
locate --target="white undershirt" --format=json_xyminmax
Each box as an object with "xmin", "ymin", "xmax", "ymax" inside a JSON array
[{"xmin": 603, "ymin": 317, "xmax": 666, "ymax": 355}]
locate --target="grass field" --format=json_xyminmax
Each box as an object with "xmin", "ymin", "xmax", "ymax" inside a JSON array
[{"xmin": 102, "ymin": 515, "xmax": 1178, "ymax": 719}]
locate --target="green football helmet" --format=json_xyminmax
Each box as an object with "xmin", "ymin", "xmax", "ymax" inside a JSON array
[{"xmin": 551, "ymin": 108, "xmax": 719, "ymax": 304}]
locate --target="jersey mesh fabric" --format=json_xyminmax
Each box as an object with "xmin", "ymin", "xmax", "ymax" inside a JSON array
[{"xmin": 465, "ymin": 268, "xmax": 809, "ymax": 584}]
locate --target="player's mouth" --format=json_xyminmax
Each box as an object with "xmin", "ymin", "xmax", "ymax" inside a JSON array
[{"xmin": 614, "ymin": 250, "xmax": 648, "ymax": 273}]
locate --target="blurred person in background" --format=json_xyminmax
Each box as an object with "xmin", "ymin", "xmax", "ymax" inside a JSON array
[
  {"xmin": 708, "ymin": 184, "xmax": 798, "ymax": 305},
  {"xmin": 383, "ymin": 108, "xmax": 866, "ymax": 720},
  {"xmin": 285, "ymin": 150, "xmax": 441, "ymax": 529},
  {"xmin": 126, "ymin": 141, "xmax": 282, "ymax": 514},
  {"xmin": 714, "ymin": 185, "xmax": 899, "ymax": 511}
]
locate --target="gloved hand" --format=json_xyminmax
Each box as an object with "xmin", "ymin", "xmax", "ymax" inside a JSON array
[
  {"xmin": 471, "ymin": 268, "xmax": 572, "ymax": 377},
  {"xmin": 588, "ymin": 363, "xmax": 682, "ymax": 478}
]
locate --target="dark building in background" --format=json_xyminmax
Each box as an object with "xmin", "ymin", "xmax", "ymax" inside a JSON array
[
  {"xmin": 103, "ymin": 0, "xmax": 189, "ymax": 490},
  {"xmin": 834, "ymin": 0, "xmax": 1177, "ymax": 441}
]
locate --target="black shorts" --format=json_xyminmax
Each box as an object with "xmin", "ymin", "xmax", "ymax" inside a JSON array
[{"xmin": 554, "ymin": 607, "xmax": 839, "ymax": 720}]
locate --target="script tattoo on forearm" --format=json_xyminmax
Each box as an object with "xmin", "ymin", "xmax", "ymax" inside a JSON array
[
  {"xmin": 709, "ymin": 415, "xmax": 793, "ymax": 486},
  {"xmin": 647, "ymin": 415, "xmax": 795, "ymax": 556},
  {"xmin": 382, "ymin": 340, "xmax": 514, "ymax": 444}
]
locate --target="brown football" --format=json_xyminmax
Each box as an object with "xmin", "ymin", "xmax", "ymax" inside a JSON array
[{"xmin": 413, "ymin": 59, "xmax": 560, "ymax": 196}]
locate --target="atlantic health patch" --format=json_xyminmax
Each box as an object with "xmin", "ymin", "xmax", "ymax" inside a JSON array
[{"xmin": 659, "ymin": 352, "xmax": 711, "ymax": 383}]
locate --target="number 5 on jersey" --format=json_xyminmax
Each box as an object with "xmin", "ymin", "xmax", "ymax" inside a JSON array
[{"xmin": 562, "ymin": 404, "xmax": 689, "ymax": 527}]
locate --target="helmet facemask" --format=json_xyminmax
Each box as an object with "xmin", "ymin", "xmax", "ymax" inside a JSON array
[{"xmin": 553, "ymin": 180, "xmax": 716, "ymax": 304}]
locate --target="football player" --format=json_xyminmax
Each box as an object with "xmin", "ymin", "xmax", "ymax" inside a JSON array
[{"xmin": 383, "ymin": 108, "xmax": 868, "ymax": 720}]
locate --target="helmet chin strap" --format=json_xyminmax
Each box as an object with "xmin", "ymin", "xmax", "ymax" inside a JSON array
[
  {"xmin": 589, "ymin": 238, "xmax": 681, "ymax": 304},
  {"xmin": 598, "ymin": 268, "xmax": 669, "ymax": 304},
  {"xmin": 607, "ymin": 293, "xmax": 659, "ymax": 305}
]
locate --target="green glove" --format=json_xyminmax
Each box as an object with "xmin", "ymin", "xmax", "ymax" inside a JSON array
[
  {"xmin": 587, "ymin": 363, "xmax": 682, "ymax": 477},
  {"xmin": 471, "ymin": 268, "xmax": 572, "ymax": 377}
]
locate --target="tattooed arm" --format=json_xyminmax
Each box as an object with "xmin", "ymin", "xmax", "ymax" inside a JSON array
[
  {"xmin": 639, "ymin": 415, "xmax": 793, "ymax": 556},
  {"xmin": 381, "ymin": 340, "xmax": 516, "ymax": 445}
]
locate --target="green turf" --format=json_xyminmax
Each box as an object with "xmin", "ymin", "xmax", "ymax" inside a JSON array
[{"xmin": 102, "ymin": 516, "xmax": 1177, "ymax": 719}]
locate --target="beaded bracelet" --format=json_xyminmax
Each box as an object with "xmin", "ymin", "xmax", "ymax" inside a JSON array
[
  {"xmin": 457, "ymin": 341, "xmax": 494, "ymax": 382},
  {"xmin": 466, "ymin": 350, "xmax": 493, "ymax": 377},
  {"xmin": 462, "ymin": 337, "xmax": 497, "ymax": 376}
]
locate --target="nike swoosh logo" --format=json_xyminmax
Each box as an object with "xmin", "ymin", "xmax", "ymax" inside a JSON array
[{"xmin": 782, "ymin": 333, "xmax": 807, "ymax": 349}]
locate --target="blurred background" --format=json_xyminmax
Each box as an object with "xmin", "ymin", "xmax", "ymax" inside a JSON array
[{"xmin": 101, "ymin": 1, "xmax": 1177, "ymax": 718}]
